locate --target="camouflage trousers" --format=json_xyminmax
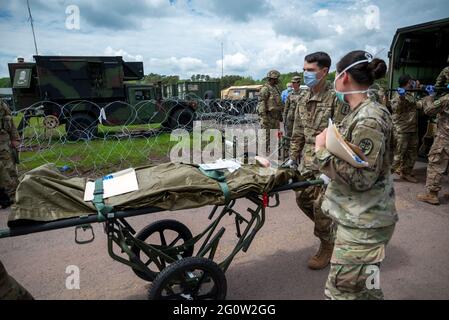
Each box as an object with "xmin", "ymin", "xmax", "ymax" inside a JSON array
[
  {"xmin": 282, "ymin": 108, "xmax": 296, "ymax": 159},
  {"xmin": 0, "ymin": 260, "xmax": 34, "ymax": 300},
  {"xmin": 259, "ymin": 110, "xmax": 281, "ymax": 154},
  {"xmin": 295, "ymin": 182, "xmax": 334, "ymax": 243},
  {"xmin": 284, "ymin": 106, "xmax": 297, "ymax": 139},
  {"xmin": 392, "ymin": 132, "xmax": 418, "ymax": 175},
  {"xmin": 0, "ymin": 149, "xmax": 19, "ymax": 200},
  {"xmin": 325, "ymin": 224, "xmax": 395, "ymax": 300},
  {"xmin": 425, "ymin": 139, "xmax": 449, "ymax": 193}
]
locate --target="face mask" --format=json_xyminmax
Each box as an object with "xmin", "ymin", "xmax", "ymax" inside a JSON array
[
  {"xmin": 304, "ymin": 71, "xmax": 323, "ymax": 88},
  {"xmin": 333, "ymin": 52, "xmax": 374, "ymax": 103},
  {"xmin": 410, "ymin": 80, "xmax": 417, "ymax": 89}
]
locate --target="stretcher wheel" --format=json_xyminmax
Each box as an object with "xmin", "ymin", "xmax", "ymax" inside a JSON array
[
  {"xmin": 131, "ymin": 219, "xmax": 194, "ymax": 282},
  {"xmin": 148, "ymin": 257, "xmax": 227, "ymax": 300}
]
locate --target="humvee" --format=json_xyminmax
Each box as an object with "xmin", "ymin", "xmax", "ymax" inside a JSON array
[
  {"xmin": 388, "ymin": 17, "xmax": 449, "ymax": 156},
  {"xmin": 8, "ymin": 56, "xmax": 197, "ymax": 140}
]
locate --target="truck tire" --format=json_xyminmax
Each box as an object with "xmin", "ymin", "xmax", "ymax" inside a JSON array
[
  {"xmin": 204, "ymin": 90, "xmax": 215, "ymax": 100},
  {"xmin": 170, "ymin": 108, "xmax": 194, "ymax": 131},
  {"xmin": 66, "ymin": 113, "xmax": 98, "ymax": 141}
]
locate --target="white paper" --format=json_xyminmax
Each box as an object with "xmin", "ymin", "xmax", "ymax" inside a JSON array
[
  {"xmin": 84, "ymin": 168, "xmax": 139, "ymax": 202},
  {"xmin": 326, "ymin": 119, "xmax": 369, "ymax": 168},
  {"xmin": 199, "ymin": 159, "xmax": 241, "ymax": 173}
]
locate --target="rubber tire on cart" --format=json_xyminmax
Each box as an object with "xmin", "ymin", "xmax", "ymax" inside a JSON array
[
  {"xmin": 131, "ymin": 219, "xmax": 194, "ymax": 282},
  {"xmin": 148, "ymin": 256, "xmax": 227, "ymax": 300}
]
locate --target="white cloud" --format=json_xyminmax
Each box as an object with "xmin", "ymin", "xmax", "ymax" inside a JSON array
[
  {"xmin": 0, "ymin": 0, "xmax": 448, "ymax": 80},
  {"xmin": 217, "ymin": 53, "xmax": 250, "ymax": 72},
  {"xmin": 104, "ymin": 47, "xmax": 143, "ymax": 62}
]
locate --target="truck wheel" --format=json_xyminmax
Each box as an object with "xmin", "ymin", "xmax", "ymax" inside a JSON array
[
  {"xmin": 66, "ymin": 113, "xmax": 98, "ymax": 141},
  {"xmin": 204, "ymin": 90, "xmax": 215, "ymax": 100},
  {"xmin": 170, "ymin": 108, "xmax": 194, "ymax": 131}
]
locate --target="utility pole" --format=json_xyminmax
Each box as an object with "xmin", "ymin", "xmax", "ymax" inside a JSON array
[
  {"xmin": 221, "ymin": 42, "xmax": 224, "ymax": 79},
  {"xmin": 27, "ymin": 0, "xmax": 39, "ymax": 55}
]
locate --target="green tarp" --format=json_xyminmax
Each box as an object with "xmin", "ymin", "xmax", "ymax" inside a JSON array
[{"xmin": 8, "ymin": 163, "xmax": 301, "ymax": 226}]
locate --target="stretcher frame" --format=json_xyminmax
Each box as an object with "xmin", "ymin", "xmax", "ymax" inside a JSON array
[{"xmin": 0, "ymin": 179, "xmax": 323, "ymax": 300}]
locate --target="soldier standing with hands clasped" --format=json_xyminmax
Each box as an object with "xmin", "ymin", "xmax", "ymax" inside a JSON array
[{"xmin": 258, "ymin": 70, "xmax": 283, "ymax": 154}]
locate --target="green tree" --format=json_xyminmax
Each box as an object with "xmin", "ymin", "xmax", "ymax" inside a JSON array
[{"xmin": 0, "ymin": 77, "xmax": 11, "ymax": 88}]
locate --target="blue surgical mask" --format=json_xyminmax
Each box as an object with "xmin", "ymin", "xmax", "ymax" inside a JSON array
[{"xmin": 304, "ymin": 71, "xmax": 320, "ymax": 88}]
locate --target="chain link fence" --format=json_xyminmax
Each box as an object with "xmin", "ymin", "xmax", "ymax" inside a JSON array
[{"xmin": 14, "ymin": 96, "xmax": 269, "ymax": 177}]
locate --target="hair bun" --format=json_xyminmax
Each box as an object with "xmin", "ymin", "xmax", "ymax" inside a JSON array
[{"xmin": 367, "ymin": 58, "xmax": 387, "ymax": 80}]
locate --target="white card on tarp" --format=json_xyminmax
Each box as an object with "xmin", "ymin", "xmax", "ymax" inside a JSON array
[
  {"xmin": 84, "ymin": 168, "xmax": 139, "ymax": 202},
  {"xmin": 199, "ymin": 159, "xmax": 241, "ymax": 173}
]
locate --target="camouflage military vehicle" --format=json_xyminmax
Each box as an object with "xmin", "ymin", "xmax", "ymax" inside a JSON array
[
  {"xmin": 8, "ymin": 56, "xmax": 197, "ymax": 140},
  {"xmin": 388, "ymin": 17, "xmax": 449, "ymax": 156},
  {"xmin": 177, "ymin": 81, "xmax": 220, "ymax": 100}
]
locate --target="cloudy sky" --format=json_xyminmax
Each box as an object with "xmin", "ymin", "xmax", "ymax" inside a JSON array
[{"xmin": 0, "ymin": 0, "xmax": 448, "ymax": 79}]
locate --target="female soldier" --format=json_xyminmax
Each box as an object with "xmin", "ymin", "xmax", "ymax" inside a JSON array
[{"xmin": 314, "ymin": 51, "xmax": 398, "ymax": 300}]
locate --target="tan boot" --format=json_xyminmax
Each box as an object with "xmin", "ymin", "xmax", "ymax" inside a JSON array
[
  {"xmin": 401, "ymin": 174, "xmax": 418, "ymax": 183},
  {"xmin": 308, "ymin": 241, "xmax": 334, "ymax": 270},
  {"xmin": 417, "ymin": 191, "xmax": 440, "ymax": 205}
]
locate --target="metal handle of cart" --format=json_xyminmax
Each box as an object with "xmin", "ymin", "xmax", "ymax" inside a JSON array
[{"xmin": 0, "ymin": 179, "xmax": 323, "ymax": 300}]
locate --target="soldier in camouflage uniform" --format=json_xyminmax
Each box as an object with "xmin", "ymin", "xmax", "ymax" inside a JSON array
[
  {"xmin": 286, "ymin": 52, "xmax": 349, "ymax": 270},
  {"xmin": 258, "ymin": 70, "xmax": 283, "ymax": 154},
  {"xmin": 0, "ymin": 99, "xmax": 20, "ymax": 204},
  {"xmin": 417, "ymin": 93, "xmax": 449, "ymax": 205},
  {"xmin": 0, "ymin": 260, "xmax": 34, "ymax": 300},
  {"xmin": 391, "ymin": 75, "xmax": 423, "ymax": 182},
  {"xmin": 435, "ymin": 55, "xmax": 449, "ymax": 88},
  {"xmin": 283, "ymin": 75, "xmax": 304, "ymax": 138},
  {"xmin": 315, "ymin": 51, "xmax": 396, "ymax": 300}
]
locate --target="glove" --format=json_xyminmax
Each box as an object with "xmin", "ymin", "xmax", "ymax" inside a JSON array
[
  {"xmin": 425, "ymin": 85, "xmax": 436, "ymax": 96},
  {"xmin": 397, "ymin": 88, "xmax": 406, "ymax": 97},
  {"xmin": 281, "ymin": 159, "xmax": 298, "ymax": 170},
  {"xmin": 319, "ymin": 174, "xmax": 331, "ymax": 186}
]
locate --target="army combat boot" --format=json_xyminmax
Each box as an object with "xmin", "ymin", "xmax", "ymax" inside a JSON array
[
  {"xmin": 417, "ymin": 191, "xmax": 440, "ymax": 205},
  {"xmin": 400, "ymin": 173, "xmax": 418, "ymax": 183},
  {"xmin": 308, "ymin": 240, "xmax": 334, "ymax": 270}
]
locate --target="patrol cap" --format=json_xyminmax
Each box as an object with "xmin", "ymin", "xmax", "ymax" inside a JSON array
[
  {"xmin": 291, "ymin": 75, "xmax": 302, "ymax": 83},
  {"xmin": 266, "ymin": 70, "xmax": 281, "ymax": 79}
]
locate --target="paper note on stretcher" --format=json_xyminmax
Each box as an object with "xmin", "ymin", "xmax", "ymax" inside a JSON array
[
  {"xmin": 325, "ymin": 119, "xmax": 369, "ymax": 168},
  {"xmin": 84, "ymin": 168, "xmax": 139, "ymax": 202}
]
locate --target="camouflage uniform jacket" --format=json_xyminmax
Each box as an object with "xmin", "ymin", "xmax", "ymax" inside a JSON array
[
  {"xmin": 316, "ymin": 98, "xmax": 398, "ymax": 229},
  {"xmin": 423, "ymin": 94, "xmax": 449, "ymax": 153},
  {"xmin": 289, "ymin": 82, "xmax": 349, "ymax": 176},
  {"xmin": 283, "ymin": 89, "xmax": 303, "ymax": 121},
  {"xmin": 0, "ymin": 100, "xmax": 20, "ymax": 149},
  {"xmin": 390, "ymin": 92, "xmax": 423, "ymax": 133},
  {"xmin": 435, "ymin": 66, "xmax": 449, "ymax": 88},
  {"xmin": 257, "ymin": 83, "xmax": 282, "ymax": 114}
]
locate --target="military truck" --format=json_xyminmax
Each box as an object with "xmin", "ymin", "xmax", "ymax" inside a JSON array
[
  {"xmin": 220, "ymin": 85, "xmax": 262, "ymax": 100},
  {"xmin": 8, "ymin": 56, "xmax": 197, "ymax": 140},
  {"xmin": 388, "ymin": 17, "xmax": 449, "ymax": 156},
  {"xmin": 177, "ymin": 81, "xmax": 221, "ymax": 100}
]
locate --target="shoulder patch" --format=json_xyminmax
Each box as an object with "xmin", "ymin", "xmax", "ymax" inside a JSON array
[
  {"xmin": 341, "ymin": 104, "xmax": 350, "ymax": 115},
  {"xmin": 359, "ymin": 138, "xmax": 374, "ymax": 156}
]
